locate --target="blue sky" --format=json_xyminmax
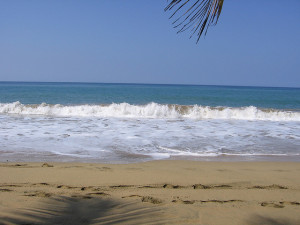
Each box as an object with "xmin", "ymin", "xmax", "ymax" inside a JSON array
[{"xmin": 0, "ymin": 0, "xmax": 299, "ymax": 87}]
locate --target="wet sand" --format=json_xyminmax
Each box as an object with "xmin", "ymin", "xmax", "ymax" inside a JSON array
[{"xmin": 0, "ymin": 161, "xmax": 300, "ymax": 225}]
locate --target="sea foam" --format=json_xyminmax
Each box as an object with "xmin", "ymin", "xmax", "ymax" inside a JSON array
[{"xmin": 0, "ymin": 101, "xmax": 300, "ymax": 121}]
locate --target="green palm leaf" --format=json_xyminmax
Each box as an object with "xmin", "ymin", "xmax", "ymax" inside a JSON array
[{"xmin": 165, "ymin": 0, "xmax": 224, "ymax": 43}]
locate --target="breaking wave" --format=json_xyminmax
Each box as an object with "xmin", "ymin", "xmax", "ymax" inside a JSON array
[{"xmin": 1, "ymin": 101, "xmax": 300, "ymax": 121}]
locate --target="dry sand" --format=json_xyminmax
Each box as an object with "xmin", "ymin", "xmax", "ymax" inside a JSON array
[{"xmin": 0, "ymin": 160, "xmax": 300, "ymax": 225}]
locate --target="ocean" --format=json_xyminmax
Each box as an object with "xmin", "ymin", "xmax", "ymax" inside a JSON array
[{"xmin": 0, "ymin": 82, "xmax": 300, "ymax": 163}]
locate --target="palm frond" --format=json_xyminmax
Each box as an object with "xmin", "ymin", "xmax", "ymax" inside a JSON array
[{"xmin": 165, "ymin": 0, "xmax": 224, "ymax": 43}]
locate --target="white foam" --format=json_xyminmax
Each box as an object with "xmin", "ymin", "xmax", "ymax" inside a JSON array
[
  {"xmin": 1, "ymin": 111, "xmax": 300, "ymax": 162},
  {"xmin": 1, "ymin": 101, "xmax": 300, "ymax": 121}
]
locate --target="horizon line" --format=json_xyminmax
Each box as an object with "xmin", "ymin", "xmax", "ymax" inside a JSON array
[{"xmin": 0, "ymin": 80, "xmax": 299, "ymax": 89}]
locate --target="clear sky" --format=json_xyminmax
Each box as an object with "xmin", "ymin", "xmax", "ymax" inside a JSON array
[{"xmin": 0, "ymin": 0, "xmax": 300, "ymax": 87}]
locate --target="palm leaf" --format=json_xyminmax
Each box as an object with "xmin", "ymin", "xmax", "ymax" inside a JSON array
[{"xmin": 165, "ymin": 0, "xmax": 224, "ymax": 43}]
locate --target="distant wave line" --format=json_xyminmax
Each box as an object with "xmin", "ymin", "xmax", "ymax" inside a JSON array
[{"xmin": 0, "ymin": 101, "xmax": 300, "ymax": 121}]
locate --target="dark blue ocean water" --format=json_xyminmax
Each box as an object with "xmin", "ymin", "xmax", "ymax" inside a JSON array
[{"xmin": 0, "ymin": 82, "xmax": 299, "ymax": 109}]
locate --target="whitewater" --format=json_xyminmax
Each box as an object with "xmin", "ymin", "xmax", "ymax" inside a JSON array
[
  {"xmin": 0, "ymin": 82, "xmax": 299, "ymax": 162},
  {"xmin": 1, "ymin": 101, "xmax": 300, "ymax": 121},
  {"xmin": 1, "ymin": 101, "xmax": 300, "ymax": 163}
]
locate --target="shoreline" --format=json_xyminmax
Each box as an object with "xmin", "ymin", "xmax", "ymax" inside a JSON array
[
  {"xmin": 1, "ymin": 160, "xmax": 300, "ymax": 224},
  {"xmin": 2, "ymin": 154, "xmax": 300, "ymax": 164}
]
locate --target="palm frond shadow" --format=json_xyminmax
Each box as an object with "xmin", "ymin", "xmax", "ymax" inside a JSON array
[
  {"xmin": 0, "ymin": 196, "xmax": 164, "ymax": 225},
  {"xmin": 247, "ymin": 215, "xmax": 298, "ymax": 225}
]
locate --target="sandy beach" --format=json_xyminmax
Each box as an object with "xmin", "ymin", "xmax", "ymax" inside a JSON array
[
  {"xmin": 1, "ymin": 0, "xmax": 300, "ymax": 224},
  {"xmin": 0, "ymin": 160, "xmax": 299, "ymax": 225}
]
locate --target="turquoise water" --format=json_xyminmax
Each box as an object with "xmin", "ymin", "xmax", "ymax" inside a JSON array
[
  {"xmin": 1, "ymin": 82, "xmax": 299, "ymax": 109},
  {"xmin": 0, "ymin": 82, "xmax": 300, "ymax": 163}
]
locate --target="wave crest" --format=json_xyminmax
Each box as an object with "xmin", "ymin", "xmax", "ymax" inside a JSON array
[{"xmin": 0, "ymin": 101, "xmax": 300, "ymax": 121}]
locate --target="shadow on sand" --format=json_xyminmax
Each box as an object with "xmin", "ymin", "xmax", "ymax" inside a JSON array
[
  {"xmin": 0, "ymin": 196, "xmax": 164, "ymax": 225},
  {"xmin": 247, "ymin": 215, "xmax": 298, "ymax": 225},
  {"xmin": 2, "ymin": 197, "xmax": 299, "ymax": 225}
]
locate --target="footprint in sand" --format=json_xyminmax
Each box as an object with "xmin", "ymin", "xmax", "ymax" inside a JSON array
[
  {"xmin": 0, "ymin": 188, "xmax": 13, "ymax": 192},
  {"xmin": 193, "ymin": 184, "xmax": 232, "ymax": 189},
  {"xmin": 261, "ymin": 201, "xmax": 300, "ymax": 208},
  {"xmin": 42, "ymin": 163, "xmax": 54, "ymax": 167},
  {"xmin": 252, "ymin": 184, "xmax": 287, "ymax": 189},
  {"xmin": 96, "ymin": 166, "xmax": 112, "ymax": 171},
  {"xmin": 24, "ymin": 191, "xmax": 52, "ymax": 198},
  {"xmin": 87, "ymin": 192, "xmax": 110, "ymax": 197},
  {"xmin": 141, "ymin": 196, "xmax": 163, "ymax": 204},
  {"xmin": 122, "ymin": 195, "xmax": 143, "ymax": 199},
  {"xmin": 172, "ymin": 199, "xmax": 195, "ymax": 204},
  {"xmin": 261, "ymin": 202, "xmax": 284, "ymax": 208},
  {"xmin": 163, "ymin": 184, "xmax": 183, "ymax": 189},
  {"xmin": 280, "ymin": 201, "xmax": 300, "ymax": 206},
  {"xmin": 56, "ymin": 185, "xmax": 78, "ymax": 189}
]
